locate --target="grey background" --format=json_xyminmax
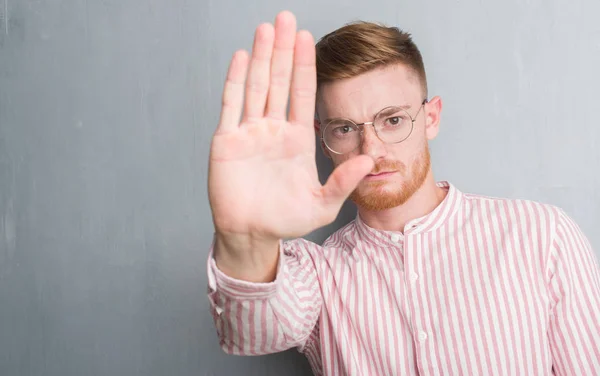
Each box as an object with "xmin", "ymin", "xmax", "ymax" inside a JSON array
[{"xmin": 1, "ymin": 0, "xmax": 598, "ymax": 375}]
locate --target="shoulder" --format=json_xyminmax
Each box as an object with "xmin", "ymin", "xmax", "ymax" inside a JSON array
[
  {"xmin": 458, "ymin": 189, "xmax": 570, "ymax": 248},
  {"xmin": 322, "ymin": 220, "xmax": 359, "ymax": 249},
  {"xmin": 279, "ymin": 220, "xmax": 358, "ymax": 261},
  {"xmin": 279, "ymin": 223, "xmax": 357, "ymax": 268},
  {"xmin": 281, "ymin": 221, "xmax": 360, "ymax": 260},
  {"xmin": 461, "ymin": 190, "xmax": 563, "ymax": 224}
]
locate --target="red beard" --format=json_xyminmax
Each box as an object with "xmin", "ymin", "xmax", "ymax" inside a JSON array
[{"xmin": 350, "ymin": 144, "xmax": 431, "ymax": 211}]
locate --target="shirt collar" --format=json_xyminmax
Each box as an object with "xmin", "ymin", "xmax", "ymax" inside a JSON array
[{"xmin": 354, "ymin": 181, "xmax": 463, "ymax": 246}]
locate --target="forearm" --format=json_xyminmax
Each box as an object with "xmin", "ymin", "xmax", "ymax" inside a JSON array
[
  {"xmin": 213, "ymin": 231, "xmax": 280, "ymax": 283},
  {"xmin": 207, "ymin": 239, "xmax": 323, "ymax": 355}
]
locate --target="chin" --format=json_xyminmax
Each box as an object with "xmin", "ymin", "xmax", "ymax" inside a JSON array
[{"xmin": 350, "ymin": 185, "xmax": 413, "ymax": 211}]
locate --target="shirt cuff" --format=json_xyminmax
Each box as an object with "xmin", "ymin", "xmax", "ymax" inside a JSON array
[{"xmin": 206, "ymin": 238, "xmax": 285, "ymax": 301}]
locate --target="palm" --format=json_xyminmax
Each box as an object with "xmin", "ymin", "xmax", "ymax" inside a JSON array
[
  {"xmin": 208, "ymin": 12, "xmax": 372, "ymax": 241},
  {"xmin": 210, "ymin": 118, "xmax": 319, "ymax": 238}
]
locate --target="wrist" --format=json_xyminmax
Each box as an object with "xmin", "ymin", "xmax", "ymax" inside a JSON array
[{"xmin": 213, "ymin": 231, "xmax": 280, "ymax": 282}]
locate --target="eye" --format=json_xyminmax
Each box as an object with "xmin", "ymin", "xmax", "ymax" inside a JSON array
[
  {"xmin": 387, "ymin": 116, "xmax": 401, "ymax": 126},
  {"xmin": 384, "ymin": 115, "xmax": 408, "ymax": 127},
  {"xmin": 334, "ymin": 125, "xmax": 355, "ymax": 135}
]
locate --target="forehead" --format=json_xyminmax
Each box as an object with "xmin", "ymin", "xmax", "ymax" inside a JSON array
[{"xmin": 318, "ymin": 64, "xmax": 421, "ymax": 120}]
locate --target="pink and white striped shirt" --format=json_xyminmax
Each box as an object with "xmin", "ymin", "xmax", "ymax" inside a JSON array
[{"xmin": 207, "ymin": 181, "xmax": 600, "ymax": 375}]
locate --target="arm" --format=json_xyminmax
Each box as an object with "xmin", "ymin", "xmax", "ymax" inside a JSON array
[
  {"xmin": 207, "ymin": 239, "xmax": 322, "ymax": 355},
  {"xmin": 206, "ymin": 10, "xmax": 371, "ymax": 357},
  {"xmin": 547, "ymin": 209, "xmax": 600, "ymax": 375}
]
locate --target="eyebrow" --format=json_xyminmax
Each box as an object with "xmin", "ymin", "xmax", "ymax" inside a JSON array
[{"xmin": 323, "ymin": 104, "xmax": 412, "ymax": 124}]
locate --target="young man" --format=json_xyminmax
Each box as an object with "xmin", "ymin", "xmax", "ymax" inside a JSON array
[{"xmin": 206, "ymin": 10, "xmax": 600, "ymax": 376}]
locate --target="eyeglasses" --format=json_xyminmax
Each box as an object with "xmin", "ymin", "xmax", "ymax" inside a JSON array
[{"xmin": 321, "ymin": 99, "xmax": 428, "ymax": 155}]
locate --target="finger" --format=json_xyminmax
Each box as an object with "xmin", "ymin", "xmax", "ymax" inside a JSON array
[
  {"xmin": 319, "ymin": 155, "xmax": 374, "ymax": 216},
  {"xmin": 265, "ymin": 11, "xmax": 297, "ymax": 120},
  {"xmin": 217, "ymin": 50, "xmax": 249, "ymax": 134},
  {"xmin": 243, "ymin": 23, "xmax": 275, "ymax": 122},
  {"xmin": 288, "ymin": 30, "xmax": 317, "ymax": 127}
]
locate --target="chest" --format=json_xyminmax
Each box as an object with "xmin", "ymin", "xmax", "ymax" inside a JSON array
[{"xmin": 315, "ymin": 231, "xmax": 552, "ymax": 375}]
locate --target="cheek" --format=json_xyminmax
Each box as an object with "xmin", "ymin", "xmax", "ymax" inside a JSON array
[
  {"xmin": 387, "ymin": 142, "xmax": 415, "ymax": 160},
  {"xmin": 386, "ymin": 138, "xmax": 427, "ymax": 166},
  {"xmin": 402, "ymin": 131, "xmax": 428, "ymax": 154}
]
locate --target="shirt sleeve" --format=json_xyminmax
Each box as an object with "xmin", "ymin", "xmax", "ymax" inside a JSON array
[
  {"xmin": 546, "ymin": 209, "xmax": 600, "ymax": 375},
  {"xmin": 206, "ymin": 237, "xmax": 323, "ymax": 356}
]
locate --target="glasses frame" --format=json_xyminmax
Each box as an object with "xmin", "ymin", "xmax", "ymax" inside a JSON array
[{"xmin": 321, "ymin": 98, "xmax": 429, "ymax": 155}]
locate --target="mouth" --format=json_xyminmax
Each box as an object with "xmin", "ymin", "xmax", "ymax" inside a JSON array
[{"xmin": 365, "ymin": 171, "xmax": 397, "ymax": 180}]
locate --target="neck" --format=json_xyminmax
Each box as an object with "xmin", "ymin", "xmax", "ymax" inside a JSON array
[{"xmin": 357, "ymin": 170, "xmax": 447, "ymax": 232}]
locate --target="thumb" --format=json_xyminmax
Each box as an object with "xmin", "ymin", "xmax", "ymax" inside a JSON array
[{"xmin": 319, "ymin": 155, "xmax": 374, "ymax": 217}]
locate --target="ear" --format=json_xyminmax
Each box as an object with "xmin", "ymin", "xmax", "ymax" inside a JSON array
[
  {"xmin": 424, "ymin": 96, "xmax": 442, "ymax": 141},
  {"xmin": 314, "ymin": 119, "xmax": 331, "ymax": 159}
]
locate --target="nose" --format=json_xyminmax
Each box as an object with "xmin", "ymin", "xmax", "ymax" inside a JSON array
[{"xmin": 359, "ymin": 123, "xmax": 387, "ymax": 160}]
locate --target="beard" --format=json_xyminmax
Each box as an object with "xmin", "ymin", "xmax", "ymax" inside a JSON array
[{"xmin": 349, "ymin": 143, "xmax": 431, "ymax": 211}]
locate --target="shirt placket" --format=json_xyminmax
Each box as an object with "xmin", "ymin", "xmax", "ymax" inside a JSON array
[{"xmin": 404, "ymin": 229, "xmax": 433, "ymax": 375}]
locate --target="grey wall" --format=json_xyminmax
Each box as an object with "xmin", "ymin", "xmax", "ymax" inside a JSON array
[{"xmin": 1, "ymin": 0, "xmax": 598, "ymax": 375}]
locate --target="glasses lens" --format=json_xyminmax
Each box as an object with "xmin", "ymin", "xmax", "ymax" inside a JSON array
[
  {"xmin": 373, "ymin": 107, "xmax": 414, "ymax": 143},
  {"xmin": 323, "ymin": 120, "xmax": 360, "ymax": 154}
]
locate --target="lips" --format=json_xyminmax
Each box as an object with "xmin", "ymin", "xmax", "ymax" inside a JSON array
[
  {"xmin": 368, "ymin": 171, "xmax": 395, "ymax": 176},
  {"xmin": 364, "ymin": 171, "xmax": 397, "ymax": 181}
]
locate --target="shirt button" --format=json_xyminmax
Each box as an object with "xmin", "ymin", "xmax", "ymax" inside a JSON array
[
  {"xmin": 418, "ymin": 331, "xmax": 428, "ymax": 342},
  {"xmin": 410, "ymin": 272, "xmax": 419, "ymax": 282},
  {"xmin": 406, "ymin": 223, "xmax": 418, "ymax": 231},
  {"xmin": 390, "ymin": 234, "xmax": 401, "ymax": 242}
]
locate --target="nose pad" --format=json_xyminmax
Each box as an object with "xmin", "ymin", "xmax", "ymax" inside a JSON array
[{"xmin": 358, "ymin": 123, "xmax": 375, "ymax": 143}]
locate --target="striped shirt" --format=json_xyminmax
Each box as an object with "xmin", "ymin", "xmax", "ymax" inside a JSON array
[{"xmin": 206, "ymin": 181, "xmax": 600, "ymax": 375}]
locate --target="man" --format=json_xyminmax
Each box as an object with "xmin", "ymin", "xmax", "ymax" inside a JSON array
[{"xmin": 206, "ymin": 10, "xmax": 600, "ymax": 375}]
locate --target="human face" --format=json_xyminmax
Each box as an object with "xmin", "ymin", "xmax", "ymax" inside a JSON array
[{"xmin": 315, "ymin": 64, "xmax": 442, "ymax": 211}]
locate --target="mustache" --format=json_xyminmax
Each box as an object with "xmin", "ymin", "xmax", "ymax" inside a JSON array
[{"xmin": 370, "ymin": 160, "xmax": 407, "ymax": 175}]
